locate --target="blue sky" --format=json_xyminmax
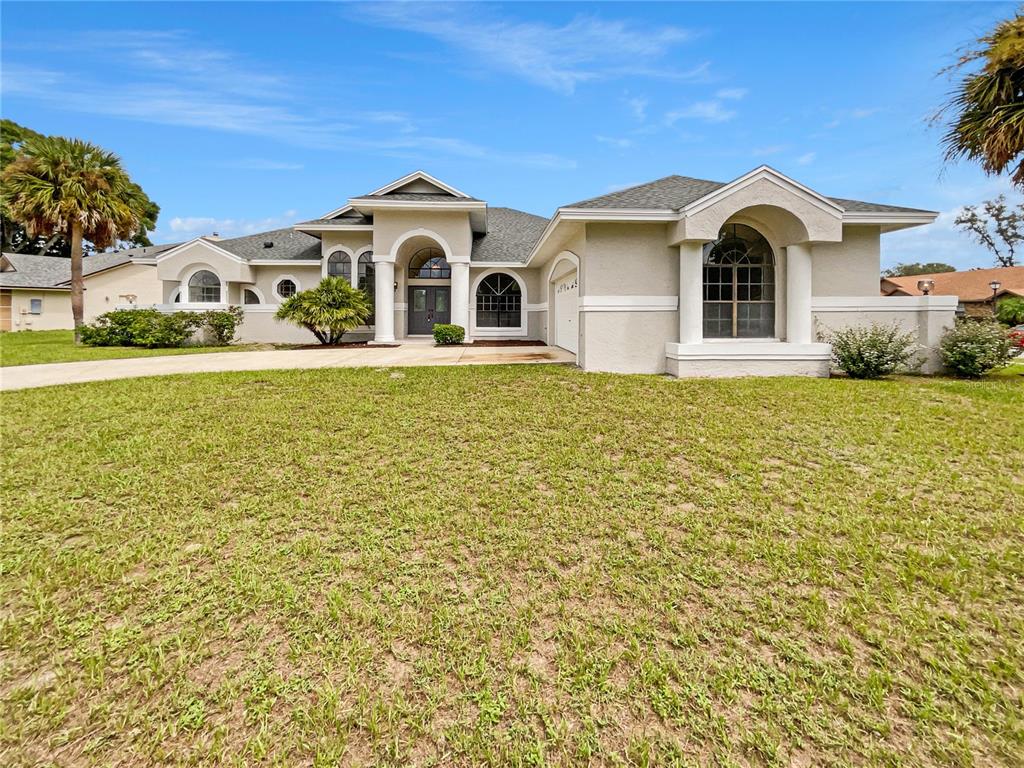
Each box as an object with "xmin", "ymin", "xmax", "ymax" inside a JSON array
[{"xmin": 2, "ymin": 1, "xmax": 1019, "ymax": 269}]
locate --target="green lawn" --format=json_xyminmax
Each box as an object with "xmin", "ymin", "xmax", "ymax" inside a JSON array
[
  {"xmin": 1, "ymin": 366, "xmax": 1021, "ymax": 766},
  {"xmin": 0, "ymin": 329, "xmax": 258, "ymax": 367}
]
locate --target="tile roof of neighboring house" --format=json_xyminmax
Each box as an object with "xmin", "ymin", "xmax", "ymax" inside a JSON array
[
  {"xmin": 212, "ymin": 228, "xmax": 322, "ymax": 261},
  {"xmin": 881, "ymin": 265, "xmax": 1024, "ymax": 302},
  {"xmin": 566, "ymin": 174, "xmax": 935, "ymax": 214},
  {"xmin": 0, "ymin": 245, "xmax": 175, "ymax": 289},
  {"xmin": 471, "ymin": 207, "xmax": 549, "ymax": 263}
]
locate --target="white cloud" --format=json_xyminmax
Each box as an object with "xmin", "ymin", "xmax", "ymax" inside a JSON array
[
  {"xmin": 797, "ymin": 151, "xmax": 816, "ymax": 165},
  {"xmin": 595, "ymin": 135, "xmax": 633, "ymax": 149},
  {"xmin": 716, "ymin": 88, "xmax": 748, "ymax": 100},
  {"xmin": 359, "ymin": 4, "xmax": 702, "ymax": 94},
  {"xmin": 160, "ymin": 210, "xmax": 299, "ymax": 241},
  {"xmin": 625, "ymin": 96, "xmax": 649, "ymax": 122},
  {"xmin": 0, "ymin": 34, "xmax": 574, "ymax": 168},
  {"xmin": 752, "ymin": 145, "xmax": 787, "ymax": 157},
  {"xmin": 666, "ymin": 100, "xmax": 736, "ymax": 124}
]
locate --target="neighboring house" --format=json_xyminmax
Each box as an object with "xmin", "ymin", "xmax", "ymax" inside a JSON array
[
  {"xmin": 881, "ymin": 265, "xmax": 1024, "ymax": 318},
  {"xmin": 0, "ymin": 245, "xmax": 171, "ymax": 331},
  {"xmin": 140, "ymin": 168, "xmax": 954, "ymax": 376}
]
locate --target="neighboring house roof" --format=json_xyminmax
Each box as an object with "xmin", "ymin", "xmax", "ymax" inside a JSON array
[
  {"xmin": 881, "ymin": 265, "xmax": 1024, "ymax": 302},
  {"xmin": 566, "ymin": 174, "xmax": 934, "ymax": 214},
  {"xmin": 210, "ymin": 228, "xmax": 322, "ymax": 261},
  {"xmin": 0, "ymin": 245, "xmax": 173, "ymax": 289},
  {"xmin": 471, "ymin": 207, "xmax": 549, "ymax": 263}
]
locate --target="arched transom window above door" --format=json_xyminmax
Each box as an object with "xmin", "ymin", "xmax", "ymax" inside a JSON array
[
  {"xmin": 702, "ymin": 223, "xmax": 775, "ymax": 339},
  {"xmin": 476, "ymin": 272, "xmax": 522, "ymax": 328},
  {"xmin": 408, "ymin": 247, "xmax": 450, "ymax": 279},
  {"xmin": 327, "ymin": 251, "xmax": 351, "ymax": 279}
]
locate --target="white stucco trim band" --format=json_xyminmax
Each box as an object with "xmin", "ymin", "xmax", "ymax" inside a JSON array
[
  {"xmin": 666, "ymin": 341, "xmax": 832, "ymax": 361},
  {"xmin": 812, "ymin": 296, "xmax": 958, "ymax": 313},
  {"xmin": 579, "ymin": 296, "xmax": 679, "ymax": 312}
]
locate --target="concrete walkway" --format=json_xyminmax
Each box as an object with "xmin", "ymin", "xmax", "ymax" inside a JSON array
[{"xmin": 0, "ymin": 344, "xmax": 576, "ymax": 391}]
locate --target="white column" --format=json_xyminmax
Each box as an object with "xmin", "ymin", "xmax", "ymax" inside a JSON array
[
  {"xmin": 786, "ymin": 242, "xmax": 813, "ymax": 344},
  {"xmin": 374, "ymin": 260, "xmax": 395, "ymax": 343},
  {"xmin": 678, "ymin": 240, "xmax": 704, "ymax": 344},
  {"xmin": 450, "ymin": 261, "xmax": 470, "ymax": 334}
]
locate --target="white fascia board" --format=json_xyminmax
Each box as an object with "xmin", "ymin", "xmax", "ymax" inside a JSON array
[
  {"xmin": 842, "ymin": 211, "xmax": 937, "ymax": 226},
  {"xmin": 468, "ymin": 261, "xmax": 530, "ymax": 268},
  {"xmin": 249, "ymin": 260, "xmax": 322, "ymax": 267},
  {"xmin": 293, "ymin": 224, "xmax": 373, "ymax": 233},
  {"xmin": 683, "ymin": 165, "xmax": 844, "ymax": 218},
  {"xmin": 2, "ymin": 285, "xmax": 70, "ymax": 292},
  {"xmin": 522, "ymin": 208, "xmax": 675, "ymax": 268},
  {"xmin": 132, "ymin": 257, "xmax": 158, "ymax": 265},
  {"xmin": 365, "ymin": 170, "xmax": 471, "ymax": 198},
  {"xmin": 154, "ymin": 237, "xmax": 248, "ymax": 265},
  {"xmin": 347, "ymin": 198, "xmax": 486, "ymax": 211},
  {"xmin": 320, "ymin": 203, "xmax": 356, "ymax": 219}
]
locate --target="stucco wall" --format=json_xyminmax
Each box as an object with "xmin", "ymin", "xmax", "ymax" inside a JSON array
[
  {"xmin": 811, "ymin": 226, "xmax": 882, "ymax": 297},
  {"xmin": 155, "ymin": 241, "xmax": 253, "ymax": 284},
  {"xmin": 582, "ymin": 223, "xmax": 676, "ymax": 296},
  {"xmin": 372, "ymin": 210, "xmax": 473, "ymax": 261},
  {"xmin": 84, "ymin": 263, "xmax": 163, "ymax": 320},
  {"xmin": 249, "ymin": 265, "xmax": 324, "ymax": 303},
  {"xmin": 579, "ymin": 311, "xmax": 675, "ymax": 373},
  {"xmin": 8, "ymin": 289, "xmax": 73, "ymax": 331},
  {"xmin": 321, "ymin": 232, "xmax": 373, "ymax": 261}
]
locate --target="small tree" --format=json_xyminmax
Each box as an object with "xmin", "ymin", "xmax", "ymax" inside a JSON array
[
  {"xmin": 275, "ymin": 277, "xmax": 371, "ymax": 345},
  {"xmin": 940, "ymin": 319, "xmax": 1013, "ymax": 377},
  {"xmin": 883, "ymin": 262, "xmax": 956, "ymax": 277},
  {"xmin": 827, "ymin": 323, "xmax": 920, "ymax": 379},
  {"xmin": 995, "ymin": 295, "xmax": 1024, "ymax": 325},
  {"xmin": 955, "ymin": 195, "xmax": 1023, "ymax": 267}
]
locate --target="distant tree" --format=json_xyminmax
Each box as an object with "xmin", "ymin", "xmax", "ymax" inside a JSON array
[
  {"xmin": 955, "ymin": 195, "xmax": 1023, "ymax": 267},
  {"xmin": 937, "ymin": 14, "xmax": 1024, "ymax": 188},
  {"xmin": 883, "ymin": 262, "xmax": 957, "ymax": 277},
  {"xmin": 0, "ymin": 119, "xmax": 159, "ymax": 255},
  {"xmin": 2, "ymin": 136, "xmax": 154, "ymax": 341},
  {"xmin": 275, "ymin": 277, "xmax": 372, "ymax": 345}
]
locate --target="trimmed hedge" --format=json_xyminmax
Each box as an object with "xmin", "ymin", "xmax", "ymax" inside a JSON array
[
  {"xmin": 433, "ymin": 324, "xmax": 465, "ymax": 345},
  {"xmin": 81, "ymin": 308, "xmax": 243, "ymax": 348}
]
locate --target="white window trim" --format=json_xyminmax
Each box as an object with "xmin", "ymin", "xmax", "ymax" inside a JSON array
[
  {"xmin": 470, "ymin": 268, "xmax": 528, "ymax": 337},
  {"xmin": 324, "ymin": 247, "xmax": 355, "ymax": 282},
  {"xmin": 273, "ymin": 275, "xmax": 301, "ymax": 302},
  {"xmin": 242, "ymin": 286, "xmax": 266, "ymax": 306},
  {"xmin": 29, "ymin": 298, "xmax": 43, "ymax": 315},
  {"xmin": 181, "ymin": 266, "xmax": 225, "ymax": 305}
]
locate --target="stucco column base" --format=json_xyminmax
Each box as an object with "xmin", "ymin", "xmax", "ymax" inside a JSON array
[
  {"xmin": 786, "ymin": 242, "xmax": 814, "ymax": 344},
  {"xmin": 665, "ymin": 341, "xmax": 831, "ymax": 378}
]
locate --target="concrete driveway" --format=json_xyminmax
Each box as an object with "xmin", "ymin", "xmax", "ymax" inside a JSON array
[{"xmin": 0, "ymin": 344, "xmax": 576, "ymax": 391}]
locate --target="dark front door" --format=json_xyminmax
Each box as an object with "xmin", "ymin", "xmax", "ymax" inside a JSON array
[{"xmin": 408, "ymin": 286, "xmax": 450, "ymax": 334}]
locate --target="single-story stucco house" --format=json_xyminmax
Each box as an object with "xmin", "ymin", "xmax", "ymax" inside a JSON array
[
  {"xmin": 0, "ymin": 245, "xmax": 172, "ymax": 332},
  {"xmin": 134, "ymin": 167, "xmax": 955, "ymax": 376}
]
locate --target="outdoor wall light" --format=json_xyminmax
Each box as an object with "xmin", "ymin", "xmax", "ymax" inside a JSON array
[
  {"xmin": 393, "ymin": 281, "xmax": 399, "ymax": 290},
  {"xmin": 917, "ymin": 279, "xmax": 935, "ymax": 295}
]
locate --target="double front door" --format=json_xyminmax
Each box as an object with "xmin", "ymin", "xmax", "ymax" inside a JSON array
[{"xmin": 408, "ymin": 286, "xmax": 450, "ymax": 334}]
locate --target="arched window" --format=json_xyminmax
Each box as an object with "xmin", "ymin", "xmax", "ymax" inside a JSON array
[
  {"xmin": 476, "ymin": 273, "xmax": 522, "ymax": 328},
  {"xmin": 188, "ymin": 270, "xmax": 221, "ymax": 303},
  {"xmin": 276, "ymin": 278, "xmax": 297, "ymax": 300},
  {"xmin": 328, "ymin": 251, "xmax": 351, "ymax": 280},
  {"xmin": 358, "ymin": 251, "xmax": 375, "ymax": 324},
  {"xmin": 243, "ymin": 288, "xmax": 261, "ymax": 305},
  {"xmin": 703, "ymin": 224, "xmax": 775, "ymax": 338},
  {"xmin": 408, "ymin": 247, "xmax": 450, "ymax": 279}
]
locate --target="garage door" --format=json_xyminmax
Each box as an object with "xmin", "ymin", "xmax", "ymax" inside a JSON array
[{"xmin": 554, "ymin": 272, "xmax": 578, "ymax": 353}]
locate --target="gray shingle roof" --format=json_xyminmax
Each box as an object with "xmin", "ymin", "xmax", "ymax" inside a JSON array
[
  {"xmin": 471, "ymin": 207, "xmax": 549, "ymax": 263},
  {"xmin": 296, "ymin": 216, "xmax": 373, "ymax": 227},
  {"xmin": 214, "ymin": 228, "xmax": 322, "ymax": 261},
  {"xmin": 566, "ymin": 174, "xmax": 935, "ymax": 215},
  {"xmin": 353, "ymin": 192, "xmax": 483, "ymax": 203},
  {"xmin": 1, "ymin": 245, "xmax": 175, "ymax": 289}
]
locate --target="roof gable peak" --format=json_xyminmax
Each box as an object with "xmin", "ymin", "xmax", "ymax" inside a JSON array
[{"xmin": 365, "ymin": 170, "xmax": 470, "ymax": 199}]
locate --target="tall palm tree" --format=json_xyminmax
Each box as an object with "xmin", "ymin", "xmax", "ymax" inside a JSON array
[
  {"xmin": 940, "ymin": 14, "xmax": 1024, "ymax": 187},
  {"xmin": 1, "ymin": 136, "xmax": 152, "ymax": 341}
]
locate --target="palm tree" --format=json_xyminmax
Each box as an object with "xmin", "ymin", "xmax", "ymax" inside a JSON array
[
  {"xmin": 1, "ymin": 136, "xmax": 153, "ymax": 341},
  {"xmin": 276, "ymin": 277, "xmax": 372, "ymax": 345},
  {"xmin": 939, "ymin": 14, "xmax": 1024, "ymax": 188}
]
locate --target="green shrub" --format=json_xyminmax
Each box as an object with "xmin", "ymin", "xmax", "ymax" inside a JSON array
[
  {"xmin": 80, "ymin": 308, "xmax": 223, "ymax": 348},
  {"xmin": 940, "ymin": 319, "xmax": 1013, "ymax": 377},
  {"xmin": 995, "ymin": 296, "xmax": 1024, "ymax": 326},
  {"xmin": 203, "ymin": 307, "xmax": 244, "ymax": 345},
  {"xmin": 827, "ymin": 323, "xmax": 919, "ymax": 379},
  {"xmin": 80, "ymin": 308, "xmax": 159, "ymax": 346},
  {"xmin": 432, "ymin": 324, "xmax": 465, "ymax": 345}
]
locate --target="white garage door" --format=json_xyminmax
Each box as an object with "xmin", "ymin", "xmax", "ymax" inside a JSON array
[{"xmin": 554, "ymin": 272, "xmax": 578, "ymax": 354}]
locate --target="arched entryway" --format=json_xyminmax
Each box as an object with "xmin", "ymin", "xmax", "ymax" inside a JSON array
[
  {"xmin": 547, "ymin": 252, "xmax": 579, "ymax": 354},
  {"xmin": 395, "ymin": 235, "xmax": 452, "ymax": 335},
  {"xmin": 702, "ymin": 223, "xmax": 776, "ymax": 338}
]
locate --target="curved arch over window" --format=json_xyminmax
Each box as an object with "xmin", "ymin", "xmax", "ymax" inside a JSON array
[
  {"xmin": 357, "ymin": 251, "xmax": 375, "ymax": 324},
  {"xmin": 328, "ymin": 251, "xmax": 351, "ymax": 280},
  {"xmin": 243, "ymin": 288, "xmax": 261, "ymax": 305},
  {"xmin": 476, "ymin": 272, "xmax": 522, "ymax": 328},
  {"xmin": 408, "ymin": 247, "xmax": 450, "ymax": 279},
  {"xmin": 188, "ymin": 270, "xmax": 221, "ymax": 303},
  {"xmin": 275, "ymin": 278, "xmax": 297, "ymax": 300},
  {"xmin": 703, "ymin": 223, "xmax": 775, "ymax": 338}
]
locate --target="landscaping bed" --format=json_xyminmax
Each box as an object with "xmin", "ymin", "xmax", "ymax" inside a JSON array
[{"xmin": 1, "ymin": 366, "xmax": 1021, "ymax": 766}]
